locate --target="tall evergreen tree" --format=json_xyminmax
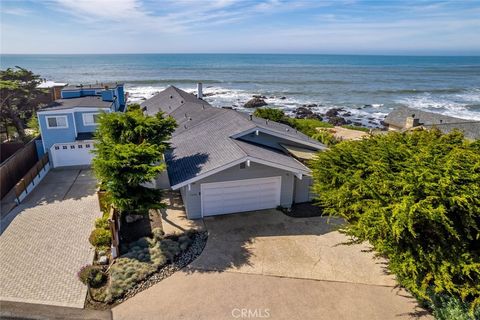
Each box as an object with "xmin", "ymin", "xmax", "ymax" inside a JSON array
[
  {"xmin": 92, "ymin": 106, "xmax": 177, "ymax": 214},
  {"xmin": 0, "ymin": 67, "xmax": 44, "ymax": 140},
  {"xmin": 311, "ymin": 129, "xmax": 480, "ymax": 313}
]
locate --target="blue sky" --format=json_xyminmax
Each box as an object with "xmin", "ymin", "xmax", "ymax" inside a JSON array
[{"xmin": 1, "ymin": 0, "xmax": 480, "ymax": 55}]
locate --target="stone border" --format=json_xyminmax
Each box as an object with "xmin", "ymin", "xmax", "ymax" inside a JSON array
[{"xmin": 87, "ymin": 231, "xmax": 208, "ymax": 309}]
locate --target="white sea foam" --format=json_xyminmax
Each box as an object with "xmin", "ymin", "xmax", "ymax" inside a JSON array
[
  {"xmin": 125, "ymin": 84, "xmax": 429, "ymax": 127},
  {"xmin": 396, "ymin": 90, "xmax": 480, "ymax": 121}
]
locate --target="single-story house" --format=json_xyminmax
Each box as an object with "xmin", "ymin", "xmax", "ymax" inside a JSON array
[
  {"xmin": 142, "ymin": 85, "xmax": 327, "ymax": 219},
  {"xmin": 384, "ymin": 106, "xmax": 480, "ymax": 140}
]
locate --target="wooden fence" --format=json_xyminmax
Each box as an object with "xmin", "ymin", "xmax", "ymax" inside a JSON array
[
  {"xmin": 13, "ymin": 154, "xmax": 50, "ymax": 203},
  {"xmin": 0, "ymin": 138, "xmax": 39, "ymax": 199},
  {"xmin": 109, "ymin": 207, "xmax": 121, "ymax": 259}
]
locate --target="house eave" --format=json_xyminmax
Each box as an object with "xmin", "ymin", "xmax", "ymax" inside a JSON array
[{"xmin": 170, "ymin": 156, "xmax": 311, "ymax": 190}]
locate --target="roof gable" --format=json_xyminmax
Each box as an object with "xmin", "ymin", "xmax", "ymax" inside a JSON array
[
  {"xmin": 145, "ymin": 86, "xmax": 325, "ymax": 187},
  {"xmin": 142, "ymin": 86, "xmax": 202, "ymax": 116}
]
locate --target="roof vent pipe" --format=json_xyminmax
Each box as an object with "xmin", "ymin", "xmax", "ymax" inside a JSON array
[{"xmin": 197, "ymin": 82, "xmax": 203, "ymax": 99}]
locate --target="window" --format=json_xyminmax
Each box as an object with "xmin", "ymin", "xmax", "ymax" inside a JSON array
[
  {"xmin": 83, "ymin": 113, "xmax": 101, "ymax": 126},
  {"xmin": 70, "ymin": 145, "xmax": 75, "ymax": 149},
  {"xmin": 54, "ymin": 146, "xmax": 60, "ymax": 150},
  {"xmin": 240, "ymin": 163, "xmax": 246, "ymax": 169},
  {"xmin": 85, "ymin": 144, "xmax": 90, "ymax": 148},
  {"xmin": 46, "ymin": 116, "xmax": 68, "ymax": 129},
  {"xmin": 62, "ymin": 146, "xmax": 68, "ymax": 149},
  {"xmin": 78, "ymin": 145, "xmax": 83, "ymax": 149}
]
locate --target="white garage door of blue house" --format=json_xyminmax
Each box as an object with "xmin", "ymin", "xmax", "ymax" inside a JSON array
[
  {"xmin": 50, "ymin": 141, "xmax": 95, "ymax": 168},
  {"xmin": 200, "ymin": 176, "xmax": 282, "ymax": 217}
]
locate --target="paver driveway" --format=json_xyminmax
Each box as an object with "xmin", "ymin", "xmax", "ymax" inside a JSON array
[
  {"xmin": 113, "ymin": 210, "xmax": 431, "ymax": 320},
  {"xmin": 0, "ymin": 169, "xmax": 101, "ymax": 308}
]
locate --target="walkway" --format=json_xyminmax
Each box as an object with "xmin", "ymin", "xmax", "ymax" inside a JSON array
[
  {"xmin": 0, "ymin": 169, "xmax": 101, "ymax": 308},
  {"xmin": 113, "ymin": 210, "xmax": 431, "ymax": 319}
]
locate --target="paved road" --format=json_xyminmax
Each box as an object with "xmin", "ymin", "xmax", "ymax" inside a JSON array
[
  {"xmin": 113, "ymin": 210, "xmax": 432, "ymax": 320},
  {"xmin": 0, "ymin": 169, "xmax": 101, "ymax": 308}
]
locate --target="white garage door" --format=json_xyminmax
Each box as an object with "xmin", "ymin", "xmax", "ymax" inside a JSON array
[
  {"xmin": 201, "ymin": 176, "xmax": 282, "ymax": 217},
  {"xmin": 51, "ymin": 141, "xmax": 95, "ymax": 168}
]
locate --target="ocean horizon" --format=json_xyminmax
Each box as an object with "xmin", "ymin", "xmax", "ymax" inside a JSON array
[{"xmin": 2, "ymin": 53, "xmax": 480, "ymax": 127}]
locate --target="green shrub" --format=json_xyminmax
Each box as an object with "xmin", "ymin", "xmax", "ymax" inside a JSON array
[
  {"xmin": 95, "ymin": 216, "xmax": 110, "ymax": 230},
  {"xmin": 252, "ymin": 108, "xmax": 333, "ymax": 138},
  {"xmin": 341, "ymin": 125, "xmax": 370, "ymax": 132},
  {"xmin": 430, "ymin": 293, "xmax": 480, "ymax": 320},
  {"xmin": 89, "ymin": 228, "xmax": 112, "ymax": 248},
  {"xmin": 104, "ymin": 235, "xmax": 189, "ymax": 302},
  {"xmin": 78, "ymin": 265, "xmax": 107, "ymax": 288},
  {"xmin": 311, "ymin": 129, "xmax": 339, "ymax": 146},
  {"xmin": 152, "ymin": 227, "xmax": 164, "ymax": 240},
  {"xmin": 253, "ymin": 108, "xmax": 290, "ymax": 125},
  {"xmin": 289, "ymin": 118, "xmax": 333, "ymax": 136},
  {"xmin": 311, "ymin": 129, "xmax": 480, "ymax": 314}
]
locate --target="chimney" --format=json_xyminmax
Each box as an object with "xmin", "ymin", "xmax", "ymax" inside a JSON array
[
  {"xmin": 405, "ymin": 114, "xmax": 420, "ymax": 129},
  {"xmin": 197, "ymin": 82, "xmax": 203, "ymax": 99}
]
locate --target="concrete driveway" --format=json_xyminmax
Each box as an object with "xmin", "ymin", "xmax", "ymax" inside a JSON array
[
  {"xmin": 0, "ymin": 169, "xmax": 101, "ymax": 308},
  {"xmin": 113, "ymin": 210, "xmax": 431, "ymax": 320}
]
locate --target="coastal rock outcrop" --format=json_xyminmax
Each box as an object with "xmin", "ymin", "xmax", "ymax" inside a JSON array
[
  {"xmin": 328, "ymin": 116, "xmax": 350, "ymax": 126},
  {"xmin": 325, "ymin": 108, "xmax": 344, "ymax": 117},
  {"xmin": 244, "ymin": 97, "xmax": 267, "ymax": 108},
  {"xmin": 295, "ymin": 106, "xmax": 323, "ymax": 120}
]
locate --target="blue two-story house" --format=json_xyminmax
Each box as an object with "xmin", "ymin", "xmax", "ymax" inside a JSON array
[{"xmin": 37, "ymin": 83, "xmax": 126, "ymax": 168}]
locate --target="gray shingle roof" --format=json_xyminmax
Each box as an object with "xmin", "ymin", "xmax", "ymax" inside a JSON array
[
  {"xmin": 41, "ymin": 96, "xmax": 113, "ymax": 111},
  {"xmin": 143, "ymin": 86, "xmax": 325, "ymax": 187},
  {"xmin": 384, "ymin": 106, "xmax": 473, "ymax": 128},
  {"xmin": 385, "ymin": 106, "xmax": 479, "ymax": 140},
  {"xmin": 424, "ymin": 122, "xmax": 480, "ymax": 140}
]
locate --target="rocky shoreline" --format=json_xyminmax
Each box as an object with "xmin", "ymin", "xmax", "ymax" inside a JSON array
[{"xmin": 243, "ymin": 96, "xmax": 385, "ymax": 127}]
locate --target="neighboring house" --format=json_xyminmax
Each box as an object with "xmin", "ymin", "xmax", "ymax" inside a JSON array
[
  {"xmin": 384, "ymin": 106, "xmax": 480, "ymax": 140},
  {"xmin": 142, "ymin": 85, "xmax": 327, "ymax": 219},
  {"xmin": 37, "ymin": 80, "xmax": 67, "ymax": 102},
  {"xmin": 37, "ymin": 83, "xmax": 126, "ymax": 168}
]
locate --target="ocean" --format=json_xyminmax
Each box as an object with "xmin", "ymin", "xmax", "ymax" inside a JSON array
[{"xmin": 1, "ymin": 54, "xmax": 480, "ymax": 127}]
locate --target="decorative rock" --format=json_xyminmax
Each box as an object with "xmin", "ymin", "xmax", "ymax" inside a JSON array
[
  {"xmin": 279, "ymin": 96, "xmax": 286, "ymax": 100},
  {"xmin": 244, "ymin": 98, "xmax": 267, "ymax": 108},
  {"xmin": 97, "ymin": 250, "xmax": 106, "ymax": 257},
  {"xmin": 98, "ymin": 256, "xmax": 108, "ymax": 265},
  {"xmin": 125, "ymin": 214, "xmax": 143, "ymax": 223},
  {"xmin": 252, "ymin": 95, "xmax": 267, "ymax": 99},
  {"xmin": 112, "ymin": 231, "xmax": 208, "ymax": 305}
]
